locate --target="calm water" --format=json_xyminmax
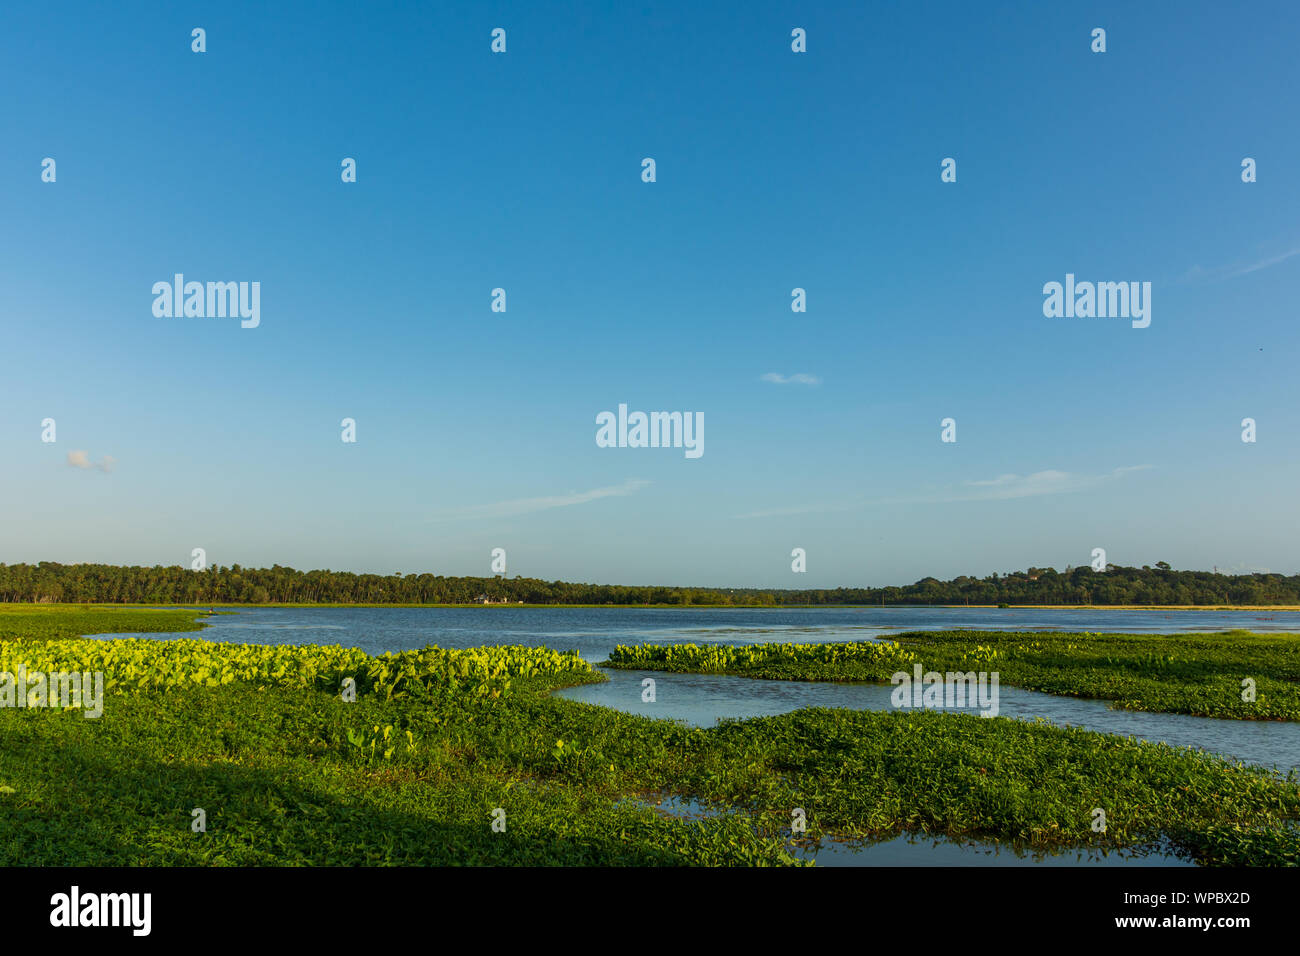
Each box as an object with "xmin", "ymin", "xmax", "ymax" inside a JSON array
[
  {"xmin": 146, "ymin": 604, "xmax": 1300, "ymax": 658},
  {"xmin": 103, "ymin": 605, "xmax": 1297, "ymax": 866}
]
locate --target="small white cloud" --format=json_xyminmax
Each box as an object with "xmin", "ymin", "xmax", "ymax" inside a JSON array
[
  {"xmin": 761, "ymin": 372, "xmax": 822, "ymax": 386},
  {"xmin": 67, "ymin": 450, "xmax": 114, "ymax": 473}
]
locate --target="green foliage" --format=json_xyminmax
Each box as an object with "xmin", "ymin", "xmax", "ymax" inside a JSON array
[
  {"xmin": 608, "ymin": 631, "xmax": 1300, "ymax": 721},
  {"xmin": 681, "ymin": 708, "xmax": 1300, "ymax": 858},
  {"xmin": 4, "ymin": 560, "xmax": 1300, "ymax": 606},
  {"xmin": 0, "ymin": 619, "xmax": 592, "ymax": 702},
  {"xmin": 345, "ymin": 723, "xmax": 419, "ymax": 763},
  {"xmin": 0, "ymin": 605, "xmax": 205, "ymax": 640},
  {"xmin": 607, "ymin": 640, "xmax": 915, "ymax": 681}
]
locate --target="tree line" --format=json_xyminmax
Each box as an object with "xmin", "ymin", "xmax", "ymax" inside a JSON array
[{"xmin": 0, "ymin": 561, "xmax": 1296, "ymax": 606}]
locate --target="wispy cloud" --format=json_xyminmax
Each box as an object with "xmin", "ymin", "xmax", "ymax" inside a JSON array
[
  {"xmin": 1181, "ymin": 245, "xmax": 1300, "ymax": 283},
  {"xmin": 430, "ymin": 478, "xmax": 651, "ymax": 521},
  {"xmin": 761, "ymin": 372, "xmax": 822, "ymax": 386},
  {"xmin": 733, "ymin": 465, "xmax": 1151, "ymax": 518},
  {"xmin": 67, "ymin": 451, "xmax": 115, "ymax": 473},
  {"xmin": 1225, "ymin": 247, "xmax": 1300, "ymax": 278},
  {"xmin": 958, "ymin": 465, "xmax": 1150, "ymax": 500}
]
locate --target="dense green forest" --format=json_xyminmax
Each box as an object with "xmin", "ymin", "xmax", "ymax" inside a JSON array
[{"xmin": 0, "ymin": 561, "xmax": 1297, "ymax": 606}]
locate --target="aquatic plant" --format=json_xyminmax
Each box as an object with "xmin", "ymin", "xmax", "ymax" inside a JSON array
[
  {"xmin": 608, "ymin": 631, "xmax": 1300, "ymax": 721},
  {"xmin": 606, "ymin": 640, "xmax": 915, "ymax": 681},
  {"xmin": 0, "ymin": 631, "xmax": 592, "ymax": 701}
]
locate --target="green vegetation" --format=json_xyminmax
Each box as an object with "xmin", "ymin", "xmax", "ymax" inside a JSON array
[
  {"xmin": 0, "ymin": 604, "xmax": 209, "ymax": 640},
  {"xmin": 1, "ymin": 634, "xmax": 586, "ymax": 701},
  {"xmin": 1, "ymin": 608, "xmax": 1298, "ymax": 865},
  {"xmin": 607, "ymin": 631, "xmax": 1300, "ymax": 721},
  {"xmin": 4, "ymin": 560, "xmax": 1300, "ymax": 606},
  {"xmin": 691, "ymin": 708, "xmax": 1300, "ymax": 867},
  {"xmin": 606, "ymin": 640, "xmax": 917, "ymax": 681}
]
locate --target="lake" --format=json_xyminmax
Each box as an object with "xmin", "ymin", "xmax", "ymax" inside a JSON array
[{"xmin": 154, "ymin": 604, "xmax": 1300, "ymax": 659}]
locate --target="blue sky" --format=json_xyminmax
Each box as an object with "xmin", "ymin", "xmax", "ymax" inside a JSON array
[{"xmin": 2, "ymin": 0, "xmax": 1297, "ymax": 587}]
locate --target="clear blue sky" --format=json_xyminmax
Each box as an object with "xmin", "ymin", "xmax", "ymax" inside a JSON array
[{"xmin": 2, "ymin": 1, "xmax": 1297, "ymax": 587}]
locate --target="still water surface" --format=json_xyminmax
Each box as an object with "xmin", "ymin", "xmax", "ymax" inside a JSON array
[{"xmin": 152, "ymin": 605, "xmax": 1300, "ymax": 660}]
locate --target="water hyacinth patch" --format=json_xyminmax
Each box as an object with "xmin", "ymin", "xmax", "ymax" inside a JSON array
[
  {"xmin": 0, "ymin": 636, "xmax": 593, "ymax": 701},
  {"xmin": 606, "ymin": 640, "xmax": 916, "ymax": 682}
]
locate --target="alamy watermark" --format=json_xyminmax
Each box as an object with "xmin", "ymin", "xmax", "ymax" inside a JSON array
[
  {"xmin": 50, "ymin": 886, "xmax": 150, "ymax": 935},
  {"xmin": 152, "ymin": 274, "xmax": 260, "ymax": 328},
  {"xmin": 596, "ymin": 404, "xmax": 704, "ymax": 459},
  {"xmin": 1, "ymin": 665, "xmax": 104, "ymax": 718},
  {"xmin": 1042, "ymin": 274, "xmax": 1150, "ymax": 328},
  {"xmin": 891, "ymin": 664, "xmax": 999, "ymax": 717}
]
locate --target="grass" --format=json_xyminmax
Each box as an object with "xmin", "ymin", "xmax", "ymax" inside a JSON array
[
  {"xmin": 606, "ymin": 630, "xmax": 1300, "ymax": 721},
  {"xmin": 1, "ymin": 607, "xmax": 1298, "ymax": 865},
  {"xmin": 0, "ymin": 604, "xmax": 211, "ymax": 640}
]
